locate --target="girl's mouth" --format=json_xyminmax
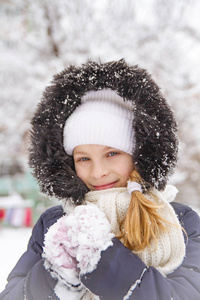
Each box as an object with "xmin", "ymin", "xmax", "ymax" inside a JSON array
[{"xmin": 93, "ymin": 181, "xmax": 118, "ymax": 191}]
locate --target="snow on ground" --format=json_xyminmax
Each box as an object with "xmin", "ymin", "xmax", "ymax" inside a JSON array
[
  {"xmin": 0, "ymin": 227, "xmax": 32, "ymax": 292},
  {"xmin": 0, "ymin": 207, "xmax": 200, "ymax": 293}
]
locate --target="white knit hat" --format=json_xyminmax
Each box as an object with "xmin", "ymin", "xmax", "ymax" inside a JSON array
[{"xmin": 63, "ymin": 89, "xmax": 135, "ymax": 155}]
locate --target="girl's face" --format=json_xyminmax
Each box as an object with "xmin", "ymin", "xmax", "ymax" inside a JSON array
[{"xmin": 73, "ymin": 144, "xmax": 134, "ymax": 191}]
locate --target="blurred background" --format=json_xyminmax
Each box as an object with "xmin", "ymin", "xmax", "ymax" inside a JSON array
[{"xmin": 0, "ymin": 0, "xmax": 200, "ymax": 229}]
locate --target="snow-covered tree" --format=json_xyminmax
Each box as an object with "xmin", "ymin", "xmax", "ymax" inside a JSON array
[{"xmin": 0, "ymin": 0, "xmax": 199, "ymax": 206}]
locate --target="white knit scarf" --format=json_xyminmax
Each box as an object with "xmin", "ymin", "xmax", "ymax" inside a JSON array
[
  {"xmin": 84, "ymin": 185, "xmax": 186, "ymax": 276},
  {"xmin": 61, "ymin": 186, "xmax": 186, "ymax": 300}
]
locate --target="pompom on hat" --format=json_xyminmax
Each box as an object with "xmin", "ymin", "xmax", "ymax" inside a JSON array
[
  {"xmin": 29, "ymin": 59, "xmax": 178, "ymax": 205},
  {"xmin": 63, "ymin": 89, "xmax": 135, "ymax": 155}
]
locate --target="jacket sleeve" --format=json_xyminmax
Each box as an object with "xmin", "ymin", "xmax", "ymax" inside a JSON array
[
  {"xmin": 0, "ymin": 206, "xmax": 64, "ymax": 300},
  {"xmin": 81, "ymin": 203, "xmax": 200, "ymax": 300}
]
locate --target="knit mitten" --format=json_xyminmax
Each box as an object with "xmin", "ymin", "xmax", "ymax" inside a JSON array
[{"xmin": 43, "ymin": 204, "xmax": 114, "ymax": 297}]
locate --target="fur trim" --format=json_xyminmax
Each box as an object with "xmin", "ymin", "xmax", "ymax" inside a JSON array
[{"xmin": 29, "ymin": 59, "xmax": 178, "ymax": 205}]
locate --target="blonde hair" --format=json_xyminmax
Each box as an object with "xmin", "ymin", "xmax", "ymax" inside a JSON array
[{"xmin": 118, "ymin": 170, "xmax": 170, "ymax": 252}]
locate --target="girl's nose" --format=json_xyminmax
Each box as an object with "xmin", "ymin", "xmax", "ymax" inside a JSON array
[{"xmin": 91, "ymin": 161, "xmax": 109, "ymax": 179}]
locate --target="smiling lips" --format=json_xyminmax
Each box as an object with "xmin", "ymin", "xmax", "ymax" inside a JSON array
[{"xmin": 93, "ymin": 180, "xmax": 118, "ymax": 191}]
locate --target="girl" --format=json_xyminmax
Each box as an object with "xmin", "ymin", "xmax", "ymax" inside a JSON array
[{"xmin": 1, "ymin": 59, "xmax": 200, "ymax": 300}]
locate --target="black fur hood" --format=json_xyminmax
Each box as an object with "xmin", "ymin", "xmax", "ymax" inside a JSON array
[{"xmin": 29, "ymin": 59, "xmax": 178, "ymax": 205}]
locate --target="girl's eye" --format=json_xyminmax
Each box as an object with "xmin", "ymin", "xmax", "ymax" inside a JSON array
[
  {"xmin": 108, "ymin": 152, "xmax": 118, "ymax": 157},
  {"xmin": 78, "ymin": 157, "xmax": 89, "ymax": 162}
]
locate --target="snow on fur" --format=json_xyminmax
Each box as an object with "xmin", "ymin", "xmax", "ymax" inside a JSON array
[
  {"xmin": 43, "ymin": 204, "xmax": 114, "ymax": 289},
  {"xmin": 29, "ymin": 59, "xmax": 179, "ymax": 206}
]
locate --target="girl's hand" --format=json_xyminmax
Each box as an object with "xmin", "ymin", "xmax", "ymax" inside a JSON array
[{"xmin": 43, "ymin": 204, "xmax": 114, "ymax": 285}]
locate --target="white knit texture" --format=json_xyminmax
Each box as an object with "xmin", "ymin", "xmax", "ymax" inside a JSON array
[
  {"xmin": 63, "ymin": 89, "xmax": 134, "ymax": 155},
  {"xmin": 84, "ymin": 185, "xmax": 185, "ymax": 276}
]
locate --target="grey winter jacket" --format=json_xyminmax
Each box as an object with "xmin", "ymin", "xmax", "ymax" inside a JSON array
[{"xmin": 0, "ymin": 202, "xmax": 200, "ymax": 300}]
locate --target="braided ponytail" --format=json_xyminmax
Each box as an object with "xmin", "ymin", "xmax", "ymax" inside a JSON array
[{"xmin": 120, "ymin": 170, "xmax": 169, "ymax": 252}]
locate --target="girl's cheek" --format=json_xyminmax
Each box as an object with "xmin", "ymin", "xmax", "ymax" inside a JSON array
[
  {"xmin": 74, "ymin": 164, "xmax": 81, "ymax": 177},
  {"xmin": 75, "ymin": 168, "xmax": 87, "ymax": 182}
]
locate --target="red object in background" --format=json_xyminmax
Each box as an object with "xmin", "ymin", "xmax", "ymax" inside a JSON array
[
  {"xmin": 0, "ymin": 209, "xmax": 5, "ymax": 221},
  {"xmin": 24, "ymin": 207, "xmax": 33, "ymax": 227}
]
